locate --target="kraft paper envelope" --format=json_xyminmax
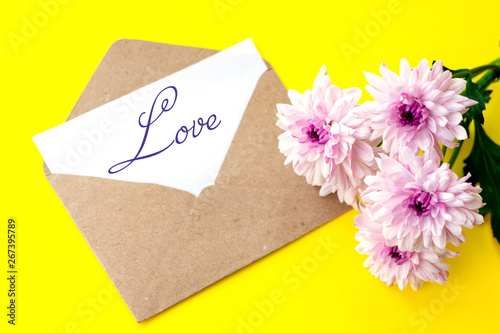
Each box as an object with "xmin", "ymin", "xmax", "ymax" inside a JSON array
[{"xmin": 37, "ymin": 39, "xmax": 350, "ymax": 322}]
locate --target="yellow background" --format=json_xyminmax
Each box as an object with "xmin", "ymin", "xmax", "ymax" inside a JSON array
[{"xmin": 1, "ymin": 0, "xmax": 500, "ymax": 332}]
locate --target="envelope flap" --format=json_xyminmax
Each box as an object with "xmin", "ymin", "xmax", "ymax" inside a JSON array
[
  {"xmin": 43, "ymin": 39, "xmax": 351, "ymax": 322},
  {"xmin": 67, "ymin": 39, "xmax": 218, "ymax": 122}
]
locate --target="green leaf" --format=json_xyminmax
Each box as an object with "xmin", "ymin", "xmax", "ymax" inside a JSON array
[
  {"xmin": 481, "ymin": 89, "xmax": 493, "ymax": 104},
  {"xmin": 463, "ymin": 121, "xmax": 500, "ymax": 243},
  {"xmin": 462, "ymin": 74, "xmax": 486, "ymax": 124}
]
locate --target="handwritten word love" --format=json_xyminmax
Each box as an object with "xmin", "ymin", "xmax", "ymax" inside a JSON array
[{"xmin": 108, "ymin": 86, "xmax": 221, "ymax": 174}]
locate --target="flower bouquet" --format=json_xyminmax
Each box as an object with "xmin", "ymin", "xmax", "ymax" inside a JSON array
[{"xmin": 276, "ymin": 57, "xmax": 500, "ymax": 290}]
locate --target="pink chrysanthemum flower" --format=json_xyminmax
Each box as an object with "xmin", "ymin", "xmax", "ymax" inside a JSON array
[
  {"xmin": 355, "ymin": 204, "xmax": 457, "ymax": 290},
  {"xmin": 357, "ymin": 58, "xmax": 477, "ymax": 159},
  {"xmin": 276, "ymin": 65, "xmax": 377, "ymax": 207},
  {"xmin": 362, "ymin": 148, "xmax": 484, "ymax": 252}
]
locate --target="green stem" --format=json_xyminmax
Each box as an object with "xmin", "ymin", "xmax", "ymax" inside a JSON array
[
  {"xmin": 476, "ymin": 57, "xmax": 500, "ymax": 91},
  {"xmin": 452, "ymin": 64, "xmax": 500, "ymax": 79},
  {"xmin": 448, "ymin": 140, "xmax": 464, "ymax": 169},
  {"xmin": 477, "ymin": 70, "xmax": 499, "ymax": 91},
  {"xmin": 441, "ymin": 145, "xmax": 447, "ymax": 159}
]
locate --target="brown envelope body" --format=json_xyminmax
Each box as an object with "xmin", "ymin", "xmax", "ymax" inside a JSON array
[{"xmin": 43, "ymin": 39, "xmax": 350, "ymax": 322}]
